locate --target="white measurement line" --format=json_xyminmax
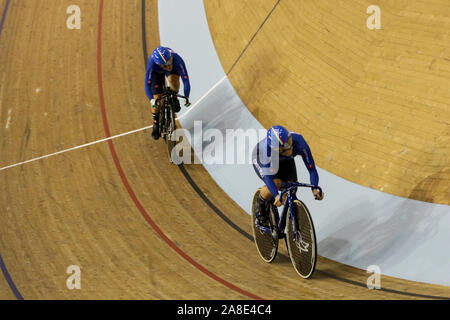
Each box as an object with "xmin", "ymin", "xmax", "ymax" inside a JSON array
[
  {"xmin": 5, "ymin": 109, "xmax": 12, "ymax": 129},
  {"xmin": 0, "ymin": 125, "xmax": 153, "ymax": 171},
  {"xmin": 0, "ymin": 76, "xmax": 227, "ymax": 172}
]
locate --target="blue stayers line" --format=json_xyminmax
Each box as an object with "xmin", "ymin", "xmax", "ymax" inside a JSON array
[
  {"xmin": 0, "ymin": 254, "xmax": 23, "ymax": 300},
  {"xmin": 0, "ymin": 0, "xmax": 23, "ymax": 300},
  {"xmin": 0, "ymin": 0, "xmax": 11, "ymax": 38}
]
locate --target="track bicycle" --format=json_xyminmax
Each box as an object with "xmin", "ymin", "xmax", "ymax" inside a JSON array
[
  {"xmin": 154, "ymin": 87, "xmax": 189, "ymax": 163},
  {"xmin": 251, "ymin": 182, "xmax": 322, "ymax": 278}
]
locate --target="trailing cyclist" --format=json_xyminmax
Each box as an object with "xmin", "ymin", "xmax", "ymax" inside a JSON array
[
  {"xmin": 252, "ymin": 125, "xmax": 324, "ymax": 227},
  {"xmin": 145, "ymin": 46, "xmax": 191, "ymax": 140}
]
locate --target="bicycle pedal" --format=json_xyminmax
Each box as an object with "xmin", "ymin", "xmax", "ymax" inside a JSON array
[{"xmin": 255, "ymin": 219, "xmax": 271, "ymax": 234}]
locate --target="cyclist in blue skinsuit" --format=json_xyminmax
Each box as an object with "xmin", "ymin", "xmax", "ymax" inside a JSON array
[
  {"xmin": 252, "ymin": 125, "xmax": 324, "ymax": 227},
  {"xmin": 145, "ymin": 46, "xmax": 191, "ymax": 140}
]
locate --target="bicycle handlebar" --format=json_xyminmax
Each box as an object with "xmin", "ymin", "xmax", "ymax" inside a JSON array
[
  {"xmin": 279, "ymin": 182, "xmax": 323, "ymax": 198},
  {"xmin": 155, "ymin": 90, "xmax": 190, "ymax": 106}
]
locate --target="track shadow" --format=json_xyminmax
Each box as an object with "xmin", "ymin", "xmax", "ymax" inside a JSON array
[{"xmin": 409, "ymin": 167, "xmax": 450, "ymax": 204}]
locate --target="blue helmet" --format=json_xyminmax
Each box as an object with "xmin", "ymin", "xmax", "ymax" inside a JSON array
[
  {"xmin": 152, "ymin": 46, "xmax": 172, "ymax": 66},
  {"xmin": 267, "ymin": 125, "xmax": 291, "ymax": 151}
]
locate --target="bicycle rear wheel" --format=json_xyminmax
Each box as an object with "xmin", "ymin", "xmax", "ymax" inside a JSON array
[
  {"xmin": 251, "ymin": 190, "xmax": 278, "ymax": 263},
  {"xmin": 286, "ymin": 200, "xmax": 317, "ymax": 278}
]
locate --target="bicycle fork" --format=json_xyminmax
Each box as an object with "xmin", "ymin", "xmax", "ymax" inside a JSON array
[{"xmin": 288, "ymin": 193, "xmax": 310, "ymax": 253}]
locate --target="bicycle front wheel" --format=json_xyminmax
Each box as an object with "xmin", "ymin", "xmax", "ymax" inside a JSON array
[
  {"xmin": 165, "ymin": 108, "xmax": 178, "ymax": 164},
  {"xmin": 286, "ymin": 200, "xmax": 317, "ymax": 279}
]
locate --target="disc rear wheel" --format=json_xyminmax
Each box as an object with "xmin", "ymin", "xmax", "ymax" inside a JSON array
[{"xmin": 251, "ymin": 190, "xmax": 278, "ymax": 263}]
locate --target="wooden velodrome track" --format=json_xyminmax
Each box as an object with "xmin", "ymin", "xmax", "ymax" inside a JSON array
[{"xmin": 0, "ymin": 0, "xmax": 449, "ymax": 299}]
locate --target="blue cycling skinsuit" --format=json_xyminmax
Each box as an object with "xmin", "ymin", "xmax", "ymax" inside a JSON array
[
  {"xmin": 145, "ymin": 48, "xmax": 191, "ymax": 100},
  {"xmin": 252, "ymin": 132, "xmax": 319, "ymax": 198}
]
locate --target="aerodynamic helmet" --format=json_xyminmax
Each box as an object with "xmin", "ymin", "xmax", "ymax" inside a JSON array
[
  {"xmin": 152, "ymin": 46, "xmax": 173, "ymax": 66},
  {"xmin": 267, "ymin": 125, "xmax": 292, "ymax": 151}
]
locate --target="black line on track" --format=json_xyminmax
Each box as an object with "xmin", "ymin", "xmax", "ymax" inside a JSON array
[
  {"xmin": 141, "ymin": 0, "xmax": 149, "ymax": 68},
  {"xmin": 141, "ymin": 0, "xmax": 449, "ymax": 300},
  {"xmin": 177, "ymin": 165, "xmax": 253, "ymax": 242}
]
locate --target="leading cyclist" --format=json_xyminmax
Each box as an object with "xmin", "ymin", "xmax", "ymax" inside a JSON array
[
  {"xmin": 252, "ymin": 125, "xmax": 324, "ymax": 227},
  {"xmin": 145, "ymin": 46, "xmax": 191, "ymax": 140}
]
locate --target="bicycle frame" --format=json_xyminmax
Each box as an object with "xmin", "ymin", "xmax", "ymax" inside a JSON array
[
  {"xmin": 257, "ymin": 182, "xmax": 322, "ymax": 241},
  {"xmin": 154, "ymin": 88, "xmax": 189, "ymax": 142}
]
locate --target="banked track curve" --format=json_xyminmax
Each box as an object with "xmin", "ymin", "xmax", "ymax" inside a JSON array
[
  {"xmin": 0, "ymin": 0, "xmax": 449, "ymax": 299},
  {"xmin": 145, "ymin": 0, "xmax": 450, "ymax": 299},
  {"xmin": 98, "ymin": 0, "xmax": 262, "ymax": 301}
]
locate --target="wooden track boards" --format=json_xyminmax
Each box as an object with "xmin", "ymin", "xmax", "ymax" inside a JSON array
[
  {"xmin": 0, "ymin": 0, "xmax": 449, "ymax": 299},
  {"xmin": 204, "ymin": 0, "xmax": 450, "ymax": 204}
]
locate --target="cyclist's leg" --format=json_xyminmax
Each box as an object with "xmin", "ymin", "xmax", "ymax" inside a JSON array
[
  {"xmin": 252, "ymin": 159, "xmax": 283, "ymax": 199},
  {"xmin": 150, "ymin": 72, "xmax": 165, "ymax": 139},
  {"xmin": 258, "ymin": 159, "xmax": 295, "ymax": 205},
  {"xmin": 278, "ymin": 158, "xmax": 298, "ymax": 199},
  {"xmin": 167, "ymin": 73, "xmax": 180, "ymax": 91},
  {"xmin": 167, "ymin": 72, "xmax": 181, "ymax": 112},
  {"xmin": 252, "ymin": 161, "xmax": 282, "ymax": 225},
  {"xmin": 259, "ymin": 179, "xmax": 282, "ymax": 200}
]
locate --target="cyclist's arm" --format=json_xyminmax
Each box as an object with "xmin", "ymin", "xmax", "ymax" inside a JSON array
[
  {"xmin": 300, "ymin": 145, "xmax": 319, "ymax": 187},
  {"xmin": 255, "ymin": 142, "xmax": 279, "ymax": 198},
  {"xmin": 263, "ymin": 174, "xmax": 279, "ymax": 199},
  {"xmin": 176, "ymin": 56, "xmax": 191, "ymax": 98},
  {"xmin": 145, "ymin": 61, "xmax": 154, "ymax": 100}
]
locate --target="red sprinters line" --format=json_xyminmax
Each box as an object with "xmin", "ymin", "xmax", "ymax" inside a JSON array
[{"xmin": 96, "ymin": 0, "xmax": 263, "ymax": 300}]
